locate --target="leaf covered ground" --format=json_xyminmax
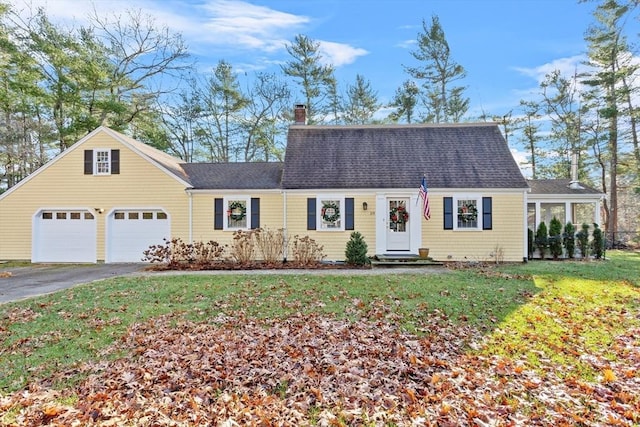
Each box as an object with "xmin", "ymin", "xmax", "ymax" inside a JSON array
[{"xmin": 1, "ymin": 255, "xmax": 640, "ymax": 426}]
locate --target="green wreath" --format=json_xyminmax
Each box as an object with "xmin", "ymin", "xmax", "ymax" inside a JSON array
[
  {"xmin": 321, "ymin": 202, "xmax": 340, "ymax": 223},
  {"xmin": 227, "ymin": 201, "xmax": 247, "ymax": 221},
  {"xmin": 389, "ymin": 205, "xmax": 409, "ymax": 224},
  {"xmin": 458, "ymin": 203, "xmax": 478, "ymax": 223}
]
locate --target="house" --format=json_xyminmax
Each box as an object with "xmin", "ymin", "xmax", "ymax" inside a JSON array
[{"xmin": 1, "ymin": 114, "xmax": 544, "ymax": 264}]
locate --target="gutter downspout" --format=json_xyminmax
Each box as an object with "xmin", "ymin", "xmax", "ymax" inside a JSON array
[
  {"xmin": 282, "ymin": 190, "xmax": 288, "ymax": 262},
  {"xmin": 187, "ymin": 190, "xmax": 193, "ymax": 244},
  {"xmin": 523, "ymin": 188, "xmax": 530, "ymax": 262}
]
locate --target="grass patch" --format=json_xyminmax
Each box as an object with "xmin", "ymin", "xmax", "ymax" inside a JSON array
[
  {"xmin": 1, "ymin": 251, "xmax": 638, "ymax": 396},
  {"xmin": 480, "ymin": 250, "xmax": 640, "ymax": 380}
]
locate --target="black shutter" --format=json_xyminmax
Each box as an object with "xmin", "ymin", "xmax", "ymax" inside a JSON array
[
  {"xmin": 214, "ymin": 198, "xmax": 223, "ymax": 230},
  {"xmin": 444, "ymin": 197, "xmax": 453, "ymax": 230},
  {"xmin": 84, "ymin": 150, "xmax": 93, "ymax": 175},
  {"xmin": 307, "ymin": 198, "xmax": 316, "ymax": 230},
  {"xmin": 482, "ymin": 197, "xmax": 493, "ymax": 230},
  {"xmin": 250, "ymin": 198, "xmax": 260, "ymax": 229},
  {"xmin": 345, "ymin": 198, "xmax": 354, "ymax": 230},
  {"xmin": 111, "ymin": 149, "xmax": 120, "ymax": 174}
]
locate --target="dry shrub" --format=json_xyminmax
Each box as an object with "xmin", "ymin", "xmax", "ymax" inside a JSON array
[
  {"xmin": 230, "ymin": 230, "xmax": 255, "ymax": 264},
  {"xmin": 290, "ymin": 235, "xmax": 325, "ymax": 265},
  {"xmin": 254, "ymin": 228, "xmax": 287, "ymax": 263},
  {"xmin": 143, "ymin": 238, "xmax": 225, "ymax": 268}
]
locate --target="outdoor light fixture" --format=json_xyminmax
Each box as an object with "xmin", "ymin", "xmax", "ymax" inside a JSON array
[
  {"xmin": 362, "ymin": 202, "xmax": 368, "ymax": 211},
  {"xmin": 95, "ymin": 208, "xmax": 104, "ymax": 214}
]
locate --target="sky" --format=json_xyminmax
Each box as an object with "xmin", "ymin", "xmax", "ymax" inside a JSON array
[{"xmin": 6, "ymin": 0, "xmax": 639, "ymax": 129}]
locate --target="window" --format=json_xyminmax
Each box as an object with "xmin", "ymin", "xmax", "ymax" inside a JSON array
[
  {"xmin": 95, "ymin": 150, "xmax": 111, "ymax": 175},
  {"xmin": 157, "ymin": 212, "xmax": 167, "ymax": 220},
  {"xmin": 56, "ymin": 212, "xmax": 67, "ymax": 220},
  {"xmin": 225, "ymin": 198, "xmax": 249, "ymax": 230},
  {"xmin": 42, "ymin": 212, "xmax": 53, "ymax": 220},
  {"xmin": 142, "ymin": 212, "xmax": 153, "ymax": 220},
  {"xmin": 214, "ymin": 198, "xmax": 259, "ymax": 230},
  {"xmin": 84, "ymin": 149, "xmax": 119, "ymax": 175},
  {"xmin": 457, "ymin": 198, "xmax": 479, "ymax": 229},
  {"xmin": 114, "ymin": 212, "xmax": 125, "ymax": 220},
  {"xmin": 444, "ymin": 196, "xmax": 491, "ymax": 231},
  {"xmin": 70, "ymin": 212, "xmax": 81, "ymax": 220},
  {"xmin": 128, "ymin": 212, "xmax": 139, "ymax": 220}
]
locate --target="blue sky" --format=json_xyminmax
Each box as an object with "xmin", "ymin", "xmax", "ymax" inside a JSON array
[{"xmin": 9, "ymin": 0, "xmax": 613, "ymax": 118}]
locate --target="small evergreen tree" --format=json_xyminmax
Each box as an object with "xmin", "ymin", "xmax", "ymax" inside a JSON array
[
  {"xmin": 549, "ymin": 217, "xmax": 563, "ymax": 259},
  {"xmin": 345, "ymin": 231, "xmax": 369, "ymax": 266},
  {"xmin": 577, "ymin": 223, "xmax": 590, "ymax": 259},
  {"xmin": 592, "ymin": 223, "xmax": 604, "ymax": 259},
  {"xmin": 563, "ymin": 222, "xmax": 576, "ymax": 259},
  {"xmin": 535, "ymin": 222, "xmax": 549, "ymax": 259}
]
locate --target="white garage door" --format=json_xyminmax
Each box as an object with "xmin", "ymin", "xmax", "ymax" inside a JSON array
[
  {"xmin": 107, "ymin": 209, "xmax": 170, "ymax": 263},
  {"xmin": 33, "ymin": 210, "xmax": 97, "ymax": 263}
]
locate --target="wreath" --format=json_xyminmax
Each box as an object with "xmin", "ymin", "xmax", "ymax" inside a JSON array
[
  {"xmin": 321, "ymin": 202, "xmax": 340, "ymax": 223},
  {"xmin": 458, "ymin": 203, "xmax": 478, "ymax": 223},
  {"xmin": 389, "ymin": 205, "xmax": 409, "ymax": 224},
  {"xmin": 227, "ymin": 201, "xmax": 247, "ymax": 221}
]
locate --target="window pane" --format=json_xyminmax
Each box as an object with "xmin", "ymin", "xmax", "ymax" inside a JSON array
[
  {"xmin": 95, "ymin": 150, "xmax": 110, "ymax": 174},
  {"xmin": 56, "ymin": 212, "xmax": 67, "ymax": 220},
  {"xmin": 227, "ymin": 200, "xmax": 247, "ymax": 228},
  {"xmin": 457, "ymin": 199, "xmax": 478, "ymax": 228},
  {"xmin": 128, "ymin": 212, "xmax": 139, "ymax": 220},
  {"xmin": 540, "ymin": 203, "xmax": 565, "ymax": 225},
  {"xmin": 527, "ymin": 203, "xmax": 536, "ymax": 230},
  {"xmin": 42, "ymin": 212, "xmax": 53, "ymax": 220},
  {"xmin": 142, "ymin": 212, "xmax": 153, "ymax": 220},
  {"xmin": 157, "ymin": 212, "xmax": 167, "ymax": 220},
  {"xmin": 70, "ymin": 212, "xmax": 81, "ymax": 220},
  {"xmin": 84, "ymin": 212, "xmax": 95, "ymax": 220},
  {"xmin": 114, "ymin": 212, "xmax": 125, "ymax": 220},
  {"xmin": 320, "ymin": 199, "xmax": 341, "ymax": 229}
]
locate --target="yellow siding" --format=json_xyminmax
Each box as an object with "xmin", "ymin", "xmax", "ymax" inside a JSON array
[
  {"xmin": 422, "ymin": 193, "xmax": 526, "ymax": 262},
  {"xmin": 0, "ymin": 132, "xmax": 189, "ymax": 261},
  {"xmin": 190, "ymin": 193, "xmax": 284, "ymax": 250},
  {"xmin": 285, "ymin": 194, "xmax": 377, "ymax": 262}
]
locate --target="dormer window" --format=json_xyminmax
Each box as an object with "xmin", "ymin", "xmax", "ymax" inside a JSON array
[{"xmin": 84, "ymin": 149, "xmax": 120, "ymax": 175}]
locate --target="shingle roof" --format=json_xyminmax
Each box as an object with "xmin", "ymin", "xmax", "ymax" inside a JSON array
[
  {"xmin": 282, "ymin": 123, "xmax": 528, "ymax": 190},
  {"xmin": 181, "ymin": 162, "xmax": 284, "ymax": 189},
  {"xmin": 527, "ymin": 179, "xmax": 603, "ymax": 195}
]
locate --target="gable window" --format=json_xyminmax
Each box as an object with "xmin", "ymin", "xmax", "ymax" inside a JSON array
[
  {"xmin": 444, "ymin": 196, "xmax": 492, "ymax": 231},
  {"xmin": 84, "ymin": 149, "xmax": 120, "ymax": 175},
  {"xmin": 214, "ymin": 197, "xmax": 260, "ymax": 231},
  {"xmin": 95, "ymin": 150, "xmax": 111, "ymax": 174}
]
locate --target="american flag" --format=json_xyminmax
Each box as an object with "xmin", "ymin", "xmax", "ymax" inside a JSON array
[{"xmin": 418, "ymin": 176, "xmax": 431, "ymax": 220}]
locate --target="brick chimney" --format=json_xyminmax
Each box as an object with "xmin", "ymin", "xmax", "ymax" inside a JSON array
[{"xmin": 294, "ymin": 104, "xmax": 307, "ymax": 125}]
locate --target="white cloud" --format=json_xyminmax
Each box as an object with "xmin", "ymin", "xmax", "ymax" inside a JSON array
[
  {"xmin": 513, "ymin": 55, "xmax": 586, "ymax": 85},
  {"xmin": 318, "ymin": 40, "xmax": 368, "ymax": 67},
  {"xmin": 193, "ymin": 0, "xmax": 309, "ymax": 51}
]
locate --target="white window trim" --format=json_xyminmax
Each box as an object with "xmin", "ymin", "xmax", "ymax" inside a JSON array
[
  {"xmin": 223, "ymin": 196, "xmax": 251, "ymax": 231},
  {"xmin": 94, "ymin": 149, "xmax": 111, "ymax": 175},
  {"xmin": 453, "ymin": 195, "xmax": 482, "ymax": 231},
  {"xmin": 317, "ymin": 195, "xmax": 345, "ymax": 232}
]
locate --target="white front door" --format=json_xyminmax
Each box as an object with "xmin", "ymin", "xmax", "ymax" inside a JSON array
[{"xmin": 386, "ymin": 198, "xmax": 411, "ymax": 251}]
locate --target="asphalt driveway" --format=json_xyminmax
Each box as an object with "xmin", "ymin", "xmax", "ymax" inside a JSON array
[{"xmin": 0, "ymin": 263, "xmax": 146, "ymax": 304}]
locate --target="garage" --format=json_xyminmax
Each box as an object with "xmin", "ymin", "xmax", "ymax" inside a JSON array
[
  {"xmin": 32, "ymin": 209, "xmax": 97, "ymax": 263},
  {"xmin": 106, "ymin": 209, "xmax": 170, "ymax": 263}
]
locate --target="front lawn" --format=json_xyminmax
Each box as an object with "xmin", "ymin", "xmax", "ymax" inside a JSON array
[{"xmin": 1, "ymin": 251, "xmax": 639, "ymax": 425}]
